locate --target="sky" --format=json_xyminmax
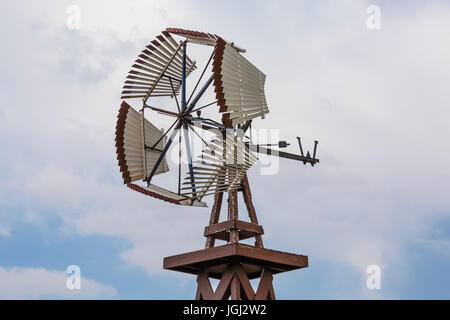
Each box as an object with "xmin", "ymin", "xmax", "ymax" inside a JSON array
[{"xmin": 0, "ymin": 0, "xmax": 450, "ymax": 299}]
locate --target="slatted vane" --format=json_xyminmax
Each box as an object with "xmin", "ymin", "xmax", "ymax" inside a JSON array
[
  {"xmin": 121, "ymin": 31, "xmax": 197, "ymax": 100},
  {"xmin": 165, "ymin": 27, "xmax": 219, "ymax": 46},
  {"xmin": 212, "ymin": 38, "xmax": 269, "ymax": 128},
  {"xmin": 115, "ymin": 101, "xmax": 169, "ymax": 184},
  {"xmin": 127, "ymin": 182, "xmax": 206, "ymax": 207},
  {"xmin": 180, "ymin": 133, "xmax": 257, "ymax": 200}
]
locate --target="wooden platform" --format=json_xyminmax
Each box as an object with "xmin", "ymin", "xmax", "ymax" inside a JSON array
[{"xmin": 163, "ymin": 243, "xmax": 308, "ymax": 280}]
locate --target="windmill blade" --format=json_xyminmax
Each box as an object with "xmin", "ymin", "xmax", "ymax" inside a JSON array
[
  {"xmin": 166, "ymin": 27, "xmax": 246, "ymax": 53},
  {"xmin": 116, "ymin": 101, "xmax": 207, "ymax": 207},
  {"xmin": 115, "ymin": 101, "xmax": 169, "ymax": 184},
  {"xmin": 166, "ymin": 27, "xmax": 219, "ymax": 47},
  {"xmin": 212, "ymin": 38, "xmax": 269, "ymax": 128},
  {"xmin": 180, "ymin": 132, "xmax": 257, "ymax": 200},
  {"xmin": 121, "ymin": 31, "xmax": 197, "ymax": 100},
  {"xmin": 127, "ymin": 183, "xmax": 206, "ymax": 207}
]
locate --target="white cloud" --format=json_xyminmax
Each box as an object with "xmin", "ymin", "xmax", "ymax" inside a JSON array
[
  {"xmin": 0, "ymin": 224, "xmax": 10, "ymax": 238},
  {"xmin": 417, "ymin": 239, "xmax": 450, "ymax": 257},
  {"xmin": 0, "ymin": 266, "xmax": 116, "ymax": 299}
]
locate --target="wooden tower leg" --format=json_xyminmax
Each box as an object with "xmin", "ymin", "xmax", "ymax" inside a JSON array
[
  {"xmin": 228, "ymin": 189, "xmax": 240, "ymax": 244},
  {"xmin": 195, "ymin": 264, "xmax": 276, "ymax": 300},
  {"xmin": 230, "ymin": 274, "xmax": 241, "ymax": 300},
  {"xmin": 205, "ymin": 192, "xmax": 223, "ymax": 249},
  {"xmin": 241, "ymin": 175, "xmax": 264, "ymax": 248}
]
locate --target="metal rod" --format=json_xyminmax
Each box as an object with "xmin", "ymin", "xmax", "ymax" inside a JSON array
[
  {"xmin": 242, "ymin": 120, "xmax": 252, "ymax": 134},
  {"xmin": 178, "ymin": 128, "xmax": 182, "ymax": 195},
  {"xmin": 313, "ymin": 140, "xmax": 318, "ymax": 159},
  {"xmin": 183, "ymin": 122, "xmax": 197, "ymax": 196},
  {"xmin": 140, "ymin": 108, "xmax": 148, "ymax": 178},
  {"xmin": 144, "ymin": 145, "xmax": 163, "ymax": 152},
  {"xmin": 169, "ymin": 77, "xmax": 181, "ymax": 113},
  {"xmin": 181, "ymin": 42, "xmax": 187, "ymax": 111},
  {"xmin": 184, "ymin": 75, "xmax": 214, "ymax": 114},
  {"xmin": 184, "ymin": 119, "xmax": 209, "ymax": 146},
  {"xmin": 144, "ymin": 104, "xmax": 179, "ymax": 117},
  {"xmin": 190, "ymin": 100, "xmax": 218, "ymax": 114},
  {"xmin": 146, "ymin": 121, "xmax": 182, "ymax": 184},
  {"xmin": 181, "ymin": 42, "xmax": 196, "ymax": 196},
  {"xmin": 186, "ymin": 47, "xmax": 215, "ymax": 107},
  {"xmin": 296, "ymin": 137, "xmax": 304, "ymax": 157},
  {"xmin": 162, "ymin": 74, "xmax": 182, "ymax": 83},
  {"xmin": 185, "ymin": 115, "xmax": 226, "ymax": 129},
  {"xmin": 149, "ymin": 118, "xmax": 179, "ymax": 150}
]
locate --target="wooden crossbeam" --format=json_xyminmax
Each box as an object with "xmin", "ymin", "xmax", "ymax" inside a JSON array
[
  {"xmin": 204, "ymin": 219, "xmax": 264, "ymax": 242},
  {"xmin": 201, "ymin": 174, "xmax": 264, "ymax": 248}
]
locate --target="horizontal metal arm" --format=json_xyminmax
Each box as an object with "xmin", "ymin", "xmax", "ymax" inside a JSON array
[{"xmin": 252, "ymin": 141, "xmax": 290, "ymax": 148}]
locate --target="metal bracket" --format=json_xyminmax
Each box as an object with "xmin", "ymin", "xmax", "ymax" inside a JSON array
[{"xmin": 296, "ymin": 137, "xmax": 319, "ymax": 166}]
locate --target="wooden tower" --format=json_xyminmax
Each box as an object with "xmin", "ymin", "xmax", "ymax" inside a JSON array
[{"xmin": 164, "ymin": 175, "xmax": 308, "ymax": 300}]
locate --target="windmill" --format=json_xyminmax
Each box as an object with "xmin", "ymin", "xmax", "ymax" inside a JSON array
[{"xmin": 115, "ymin": 28, "xmax": 319, "ymax": 300}]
